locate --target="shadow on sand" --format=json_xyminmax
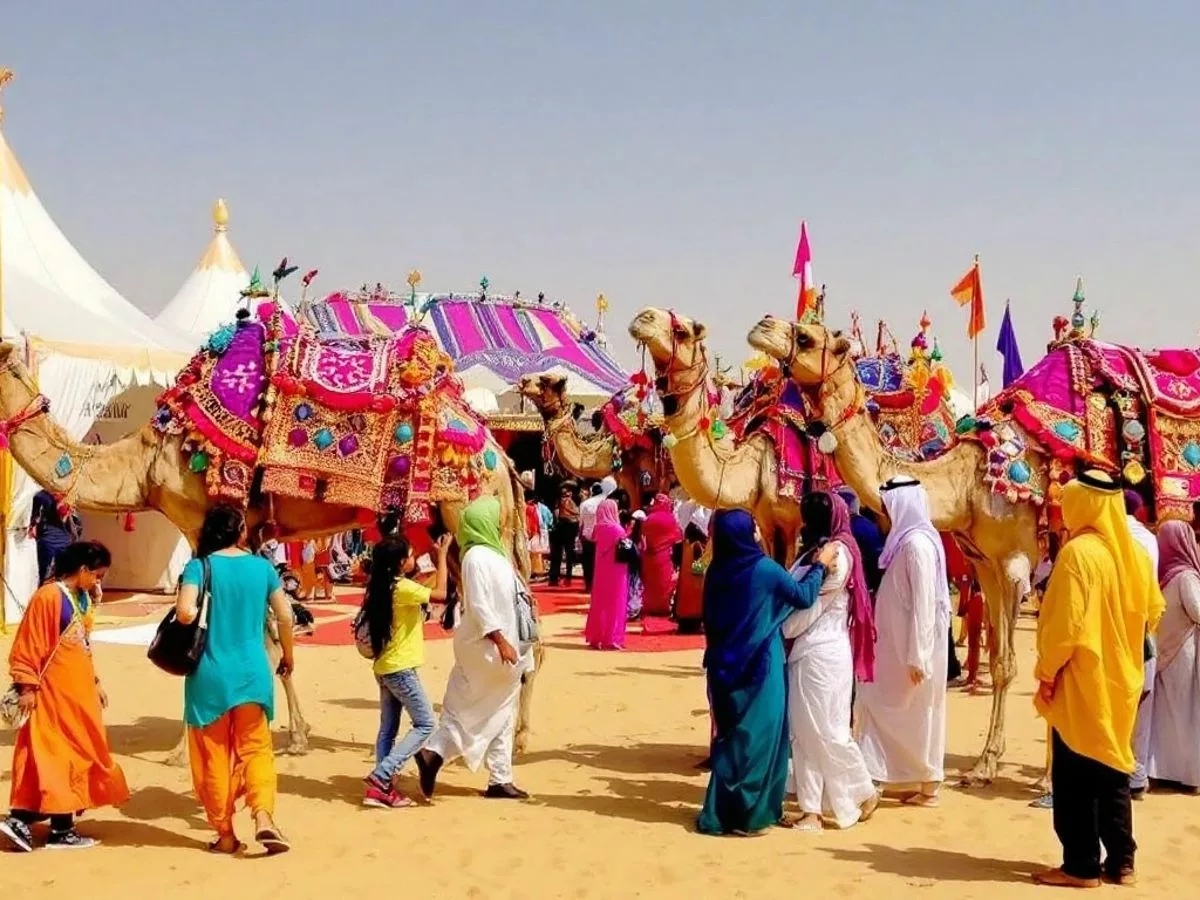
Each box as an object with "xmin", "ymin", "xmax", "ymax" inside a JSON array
[
  {"xmin": 822, "ymin": 844, "xmax": 1038, "ymax": 885},
  {"xmin": 532, "ymin": 774, "xmax": 699, "ymax": 828},
  {"xmin": 521, "ymin": 741, "xmax": 707, "ymax": 777}
]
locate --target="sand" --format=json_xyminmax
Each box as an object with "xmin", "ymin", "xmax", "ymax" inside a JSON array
[{"xmin": 1, "ymin": 595, "xmax": 1197, "ymax": 900}]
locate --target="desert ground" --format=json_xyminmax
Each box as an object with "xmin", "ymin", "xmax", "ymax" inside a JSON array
[{"xmin": 1, "ymin": 588, "xmax": 1196, "ymax": 900}]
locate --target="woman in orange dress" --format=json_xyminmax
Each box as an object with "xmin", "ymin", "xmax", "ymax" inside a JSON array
[{"xmin": 1, "ymin": 541, "xmax": 129, "ymax": 852}]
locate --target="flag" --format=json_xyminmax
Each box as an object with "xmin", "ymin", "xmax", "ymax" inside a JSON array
[
  {"xmin": 950, "ymin": 258, "xmax": 986, "ymax": 338},
  {"xmin": 995, "ymin": 300, "xmax": 1025, "ymax": 387},
  {"xmin": 792, "ymin": 221, "xmax": 817, "ymax": 319}
]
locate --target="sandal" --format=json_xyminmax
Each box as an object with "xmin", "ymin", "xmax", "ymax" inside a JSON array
[
  {"xmin": 901, "ymin": 792, "xmax": 940, "ymax": 808},
  {"xmin": 795, "ymin": 816, "xmax": 823, "ymax": 833},
  {"xmin": 207, "ymin": 837, "xmax": 245, "ymax": 854}
]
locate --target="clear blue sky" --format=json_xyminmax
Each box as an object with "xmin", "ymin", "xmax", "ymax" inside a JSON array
[{"xmin": 5, "ymin": 1, "xmax": 1199, "ymax": 381}]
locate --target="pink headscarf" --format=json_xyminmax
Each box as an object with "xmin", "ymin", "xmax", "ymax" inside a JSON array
[
  {"xmin": 1158, "ymin": 519, "xmax": 1200, "ymax": 589},
  {"xmin": 644, "ymin": 494, "xmax": 682, "ymax": 552},
  {"xmin": 828, "ymin": 493, "xmax": 877, "ymax": 683},
  {"xmin": 594, "ymin": 498, "xmax": 622, "ymax": 532}
]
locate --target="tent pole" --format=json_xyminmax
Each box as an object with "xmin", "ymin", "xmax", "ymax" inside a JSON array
[{"xmin": 0, "ymin": 69, "xmax": 11, "ymax": 632}]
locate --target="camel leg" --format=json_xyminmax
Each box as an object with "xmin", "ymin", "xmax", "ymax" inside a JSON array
[
  {"xmin": 280, "ymin": 674, "xmax": 311, "ymax": 754},
  {"xmin": 962, "ymin": 554, "xmax": 1029, "ymax": 786},
  {"xmin": 166, "ymin": 728, "xmax": 189, "ymax": 767},
  {"xmin": 514, "ymin": 638, "xmax": 545, "ymax": 756}
]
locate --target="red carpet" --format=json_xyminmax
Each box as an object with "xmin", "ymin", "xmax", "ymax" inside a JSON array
[{"xmin": 296, "ymin": 583, "xmax": 705, "ymax": 653}]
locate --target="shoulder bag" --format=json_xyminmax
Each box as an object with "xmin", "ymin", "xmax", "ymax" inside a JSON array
[
  {"xmin": 147, "ymin": 558, "xmax": 212, "ymax": 676},
  {"xmin": 2, "ymin": 585, "xmax": 82, "ymax": 729},
  {"xmin": 512, "ymin": 574, "xmax": 539, "ymax": 653}
]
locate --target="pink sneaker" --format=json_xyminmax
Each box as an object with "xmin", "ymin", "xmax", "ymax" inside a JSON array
[{"xmin": 363, "ymin": 786, "xmax": 415, "ymax": 809}]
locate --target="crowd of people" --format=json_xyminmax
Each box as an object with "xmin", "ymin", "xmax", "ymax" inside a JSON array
[{"xmin": 4, "ymin": 466, "xmax": 1199, "ymax": 887}]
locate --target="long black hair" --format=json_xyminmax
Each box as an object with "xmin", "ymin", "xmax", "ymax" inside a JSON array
[
  {"xmin": 799, "ymin": 491, "xmax": 835, "ymax": 553},
  {"xmin": 197, "ymin": 505, "xmax": 246, "ymax": 559},
  {"xmin": 363, "ymin": 535, "xmax": 410, "ymax": 658}
]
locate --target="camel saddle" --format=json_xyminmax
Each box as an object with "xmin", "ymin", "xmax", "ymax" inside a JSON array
[
  {"xmin": 971, "ymin": 339, "xmax": 1200, "ymax": 521},
  {"xmin": 154, "ymin": 305, "xmax": 493, "ymax": 523},
  {"xmin": 727, "ymin": 373, "xmax": 840, "ymax": 499}
]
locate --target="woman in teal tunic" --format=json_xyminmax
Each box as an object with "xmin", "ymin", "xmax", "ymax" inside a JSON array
[{"xmin": 697, "ymin": 509, "xmax": 834, "ymax": 835}]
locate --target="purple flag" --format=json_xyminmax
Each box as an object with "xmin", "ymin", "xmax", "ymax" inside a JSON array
[{"xmin": 996, "ymin": 301, "xmax": 1025, "ymax": 387}]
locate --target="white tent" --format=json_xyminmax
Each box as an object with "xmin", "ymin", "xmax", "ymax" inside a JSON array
[
  {"xmin": 0, "ymin": 77, "xmax": 193, "ymax": 623},
  {"xmin": 156, "ymin": 199, "xmax": 249, "ymax": 339}
]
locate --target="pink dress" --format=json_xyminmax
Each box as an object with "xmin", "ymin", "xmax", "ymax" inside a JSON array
[
  {"xmin": 585, "ymin": 500, "xmax": 628, "ymax": 649},
  {"xmin": 640, "ymin": 495, "xmax": 683, "ymax": 617}
]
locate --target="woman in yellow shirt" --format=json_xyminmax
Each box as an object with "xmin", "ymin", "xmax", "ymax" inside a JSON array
[
  {"xmin": 1033, "ymin": 471, "xmax": 1164, "ymax": 888},
  {"xmin": 361, "ymin": 533, "xmax": 450, "ymax": 808}
]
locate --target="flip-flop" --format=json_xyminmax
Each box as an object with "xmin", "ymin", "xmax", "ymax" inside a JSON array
[
  {"xmin": 254, "ymin": 826, "xmax": 291, "ymax": 855},
  {"xmin": 207, "ymin": 838, "xmax": 246, "ymax": 854},
  {"xmin": 901, "ymin": 792, "xmax": 940, "ymax": 808},
  {"xmin": 795, "ymin": 818, "xmax": 823, "ymax": 833},
  {"xmin": 859, "ymin": 792, "xmax": 881, "ymax": 823}
]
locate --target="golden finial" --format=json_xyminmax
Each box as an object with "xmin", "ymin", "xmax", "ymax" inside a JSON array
[
  {"xmin": 406, "ymin": 269, "xmax": 422, "ymax": 290},
  {"xmin": 0, "ymin": 68, "xmax": 14, "ymax": 126},
  {"xmin": 212, "ymin": 198, "xmax": 229, "ymax": 232},
  {"xmin": 595, "ymin": 292, "xmax": 608, "ymax": 313}
]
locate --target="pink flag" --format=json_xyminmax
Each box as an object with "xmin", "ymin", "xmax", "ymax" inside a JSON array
[{"xmin": 793, "ymin": 221, "xmax": 816, "ymax": 319}]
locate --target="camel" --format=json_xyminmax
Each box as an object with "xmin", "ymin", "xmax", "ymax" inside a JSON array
[
  {"xmin": 0, "ymin": 341, "xmax": 541, "ymax": 761},
  {"xmin": 627, "ymin": 308, "xmax": 807, "ymax": 564},
  {"xmin": 747, "ymin": 315, "xmax": 1040, "ymax": 785},
  {"xmin": 516, "ymin": 373, "xmax": 668, "ymax": 499}
]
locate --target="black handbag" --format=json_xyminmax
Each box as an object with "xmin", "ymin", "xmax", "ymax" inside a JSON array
[{"xmin": 147, "ymin": 558, "xmax": 212, "ymax": 676}]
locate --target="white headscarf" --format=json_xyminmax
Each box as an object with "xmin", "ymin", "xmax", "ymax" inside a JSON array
[
  {"xmin": 880, "ymin": 478, "xmax": 951, "ymax": 613},
  {"xmin": 600, "ymin": 476, "xmax": 618, "ymax": 497}
]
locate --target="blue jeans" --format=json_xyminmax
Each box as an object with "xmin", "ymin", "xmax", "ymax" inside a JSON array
[{"xmin": 371, "ymin": 669, "xmax": 435, "ymax": 785}]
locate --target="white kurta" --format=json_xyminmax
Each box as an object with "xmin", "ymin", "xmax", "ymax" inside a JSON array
[
  {"xmin": 1148, "ymin": 570, "xmax": 1200, "ymax": 788},
  {"xmin": 784, "ymin": 543, "xmax": 877, "ymax": 827},
  {"xmin": 854, "ymin": 531, "xmax": 950, "ymax": 786},
  {"xmin": 428, "ymin": 545, "xmax": 535, "ymax": 777}
]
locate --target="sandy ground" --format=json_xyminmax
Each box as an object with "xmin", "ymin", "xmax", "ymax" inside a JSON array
[{"xmin": 1, "ymin": 598, "xmax": 1197, "ymax": 900}]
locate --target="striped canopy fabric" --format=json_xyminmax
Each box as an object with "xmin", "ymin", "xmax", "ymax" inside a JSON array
[{"xmin": 275, "ymin": 290, "xmax": 628, "ymax": 406}]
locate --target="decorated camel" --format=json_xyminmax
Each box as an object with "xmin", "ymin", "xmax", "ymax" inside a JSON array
[
  {"xmin": 627, "ymin": 308, "xmax": 836, "ymax": 564},
  {"xmin": 517, "ymin": 373, "xmax": 670, "ymax": 498},
  {"xmin": 0, "ymin": 302, "xmax": 542, "ymax": 761},
  {"xmin": 747, "ymin": 314, "xmax": 1039, "ymax": 784},
  {"xmin": 747, "ymin": 299, "xmax": 1200, "ymax": 783}
]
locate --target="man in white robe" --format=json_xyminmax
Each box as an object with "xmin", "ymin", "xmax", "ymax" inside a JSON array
[
  {"xmin": 415, "ymin": 519, "xmax": 535, "ymax": 800},
  {"xmin": 1125, "ymin": 490, "xmax": 1158, "ymax": 799},
  {"xmin": 854, "ymin": 477, "xmax": 950, "ymax": 805}
]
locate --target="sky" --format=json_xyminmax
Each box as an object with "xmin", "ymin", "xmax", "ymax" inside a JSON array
[{"xmin": 4, "ymin": 1, "xmax": 1199, "ymax": 384}]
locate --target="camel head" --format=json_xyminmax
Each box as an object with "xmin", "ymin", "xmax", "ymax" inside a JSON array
[
  {"xmin": 746, "ymin": 317, "xmax": 852, "ymax": 389},
  {"xmin": 628, "ymin": 307, "xmax": 708, "ymax": 378},
  {"xmin": 517, "ymin": 373, "xmax": 571, "ymax": 421},
  {"xmin": 0, "ymin": 341, "xmax": 39, "ymax": 418}
]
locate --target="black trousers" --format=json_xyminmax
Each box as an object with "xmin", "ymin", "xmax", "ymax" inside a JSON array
[
  {"xmin": 1051, "ymin": 730, "xmax": 1136, "ymax": 880},
  {"xmin": 12, "ymin": 809, "xmax": 73, "ymax": 831},
  {"xmin": 580, "ymin": 538, "xmax": 596, "ymax": 591},
  {"xmin": 548, "ymin": 521, "xmax": 579, "ymax": 586},
  {"xmin": 947, "ymin": 626, "xmax": 962, "ymax": 681}
]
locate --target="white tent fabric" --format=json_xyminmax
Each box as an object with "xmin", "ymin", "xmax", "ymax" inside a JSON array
[
  {"xmin": 1, "ymin": 121, "xmax": 192, "ymax": 623},
  {"xmin": 156, "ymin": 199, "xmax": 248, "ymax": 339}
]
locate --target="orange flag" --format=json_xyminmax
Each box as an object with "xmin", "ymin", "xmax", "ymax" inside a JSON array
[{"xmin": 951, "ymin": 258, "xmax": 986, "ymax": 339}]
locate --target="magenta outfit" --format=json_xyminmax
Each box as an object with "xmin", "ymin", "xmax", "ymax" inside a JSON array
[
  {"xmin": 641, "ymin": 494, "xmax": 684, "ymax": 617},
  {"xmin": 585, "ymin": 500, "xmax": 629, "ymax": 650}
]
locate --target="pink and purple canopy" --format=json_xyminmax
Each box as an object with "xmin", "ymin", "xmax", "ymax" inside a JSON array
[{"xmin": 272, "ymin": 291, "xmax": 628, "ymax": 406}]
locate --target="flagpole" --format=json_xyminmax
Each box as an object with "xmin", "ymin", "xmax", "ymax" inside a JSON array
[{"xmin": 972, "ymin": 253, "xmax": 980, "ymax": 409}]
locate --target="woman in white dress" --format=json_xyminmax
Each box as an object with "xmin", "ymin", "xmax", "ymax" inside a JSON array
[
  {"xmin": 784, "ymin": 491, "xmax": 880, "ymax": 831},
  {"xmin": 1148, "ymin": 520, "xmax": 1200, "ymax": 791}
]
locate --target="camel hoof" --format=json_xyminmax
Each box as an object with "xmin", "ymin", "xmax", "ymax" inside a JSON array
[
  {"xmin": 164, "ymin": 749, "xmax": 189, "ymax": 768},
  {"xmin": 957, "ymin": 769, "xmax": 994, "ymax": 789},
  {"xmin": 513, "ymin": 732, "xmax": 530, "ymax": 757},
  {"xmin": 284, "ymin": 741, "xmax": 310, "ymax": 756}
]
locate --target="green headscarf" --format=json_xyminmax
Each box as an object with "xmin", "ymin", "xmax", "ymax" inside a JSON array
[{"xmin": 457, "ymin": 496, "xmax": 506, "ymax": 557}]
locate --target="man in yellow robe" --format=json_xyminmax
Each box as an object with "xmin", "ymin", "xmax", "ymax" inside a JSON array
[{"xmin": 1033, "ymin": 471, "xmax": 1164, "ymax": 888}]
